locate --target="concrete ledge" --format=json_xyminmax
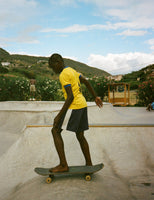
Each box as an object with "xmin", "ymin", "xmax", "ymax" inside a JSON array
[{"xmin": 27, "ymin": 123, "xmax": 154, "ymax": 128}]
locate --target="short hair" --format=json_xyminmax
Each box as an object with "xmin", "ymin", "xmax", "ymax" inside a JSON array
[{"xmin": 48, "ymin": 53, "xmax": 64, "ymax": 68}]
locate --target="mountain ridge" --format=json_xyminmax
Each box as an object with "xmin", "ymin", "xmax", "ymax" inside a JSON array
[{"xmin": 0, "ymin": 48, "xmax": 110, "ymax": 78}]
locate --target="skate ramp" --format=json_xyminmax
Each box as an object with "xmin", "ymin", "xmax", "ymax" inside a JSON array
[
  {"xmin": 0, "ymin": 110, "xmax": 55, "ymax": 156},
  {"xmin": 0, "ymin": 102, "xmax": 154, "ymax": 200},
  {"xmin": 0, "ymin": 126, "xmax": 154, "ymax": 200},
  {"xmin": 0, "ymin": 102, "xmax": 109, "ymax": 155},
  {"xmin": 0, "ymin": 101, "xmax": 96, "ymax": 155}
]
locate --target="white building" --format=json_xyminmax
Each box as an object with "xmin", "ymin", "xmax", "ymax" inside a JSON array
[
  {"xmin": 1, "ymin": 62, "xmax": 10, "ymax": 66},
  {"xmin": 107, "ymin": 74, "xmax": 123, "ymax": 81}
]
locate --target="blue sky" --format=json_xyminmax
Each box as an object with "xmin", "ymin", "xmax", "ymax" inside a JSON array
[{"xmin": 0, "ymin": 0, "xmax": 154, "ymax": 75}]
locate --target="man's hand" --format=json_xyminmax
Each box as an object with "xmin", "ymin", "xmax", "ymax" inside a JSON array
[
  {"xmin": 80, "ymin": 76, "xmax": 103, "ymax": 108},
  {"xmin": 95, "ymin": 97, "xmax": 103, "ymax": 108}
]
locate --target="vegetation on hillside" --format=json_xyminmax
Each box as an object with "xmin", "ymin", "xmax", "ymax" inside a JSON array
[
  {"xmin": 119, "ymin": 64, "xmax": 154, "ymax": 90},
  {"xmin": 0, "ymin": 48, "xmax": 109, "ymax": 79},
  {"xmin": 0, "ymin": 48, "xmax": 10, "ymax": 60}
]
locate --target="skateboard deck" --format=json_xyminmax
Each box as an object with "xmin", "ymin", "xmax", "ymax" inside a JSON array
[{"xmin": 34, "ymin": 163, "xmax": 104, "ymax": 183}]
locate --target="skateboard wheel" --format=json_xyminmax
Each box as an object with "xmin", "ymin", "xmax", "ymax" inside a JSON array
[
  {"xmin": 46, "ymin": 177, "xmax": 52, "ymax": 184},
  {"xmin": 85, "ymin": 175, "xmax": 91, "ymax": 181}
]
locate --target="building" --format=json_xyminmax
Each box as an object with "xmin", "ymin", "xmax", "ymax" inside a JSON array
[
  {"xmin": 1, "ymin": 62, "xmax": 10, "ymax": 66},
  {"xmin": 107, "ymin": 74, "xmax": 123, "ymax": 81}
]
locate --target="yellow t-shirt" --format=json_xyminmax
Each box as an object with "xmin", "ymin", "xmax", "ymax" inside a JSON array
[{"xmin": 59, "ymin": 67, "xmax": 87, "ymax": 109}]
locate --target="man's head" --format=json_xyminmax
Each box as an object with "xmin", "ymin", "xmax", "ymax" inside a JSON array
[{"xmin": 48, "ymin": 53, "xmax": 64, "ymax": 74}]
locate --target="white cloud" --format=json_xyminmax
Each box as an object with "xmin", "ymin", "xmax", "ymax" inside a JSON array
[
  {"xmin": 41, "ymin": 0, "xmax": 154, "ymax": 37},
  {"xmin": 16, "ymin": 26, "xmax": 41, "ymax": 44},
  {"xmin": 42, "ymin": 24, "xmax": 90, "ymax": 33},
  {"xmin": 80, "ymin": 0, "xmax": 130, "ymax": 7},
  {"xmin": 42, "ymin": 20, "xmax": 153, "ymax": 34},
  {"xmin": 64, "ymin": 55, "xmax": 78, "ymax": 61},
  {"xmin": 0, "ymin": 0, "xmax": 37, "ymax": 29},
  {"xmin": 87, "ymin": 52, "xmax": 154, "ymax": 75},
  {"xmin": 10, "ymin": 51, "xmax": 42, "ymax": 57},
  {"xmin": 117, "ymin": 30, "xmax": 147, "ymax": 36},
  {"xmin": 49, "ymin": 0, "xmax": 76, "ymax": 6},
  {"xmin": 81, "ymin": 0, "xmax": 154, "ymax": 29},
  {"xmin": 146, "ymin": 38, "xmax": 154, "ymax": 51},
  {"xmin": 0, "ymin": 36, "xmax": 39, "ymax": 45},
  {"xmin": 42, "ymin": 24, "xmax": 109, "ymax": 33},
  {"xmin": 41, "ymin": 23, "xmax": 145, "ymax": 33},
  {"xmin": 82, "ymin": 0, "xmax": 154, "ymax": 19},
  {"xmin": 0, "ymin": 26, "xmax": 40, "ymax": 45},
  {"xmin": 146, "ymin": 38, "xmax": 154, "ymax": 46}
]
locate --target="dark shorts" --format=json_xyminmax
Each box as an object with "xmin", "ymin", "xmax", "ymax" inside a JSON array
[{"xmin": 58, "ymin": 107, "xmax": 89, "ymax": 134}]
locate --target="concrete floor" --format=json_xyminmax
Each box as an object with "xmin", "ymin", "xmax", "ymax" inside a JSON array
[{"xmin": 0, "ymin": 101, "xmax": 154, "ymax": 200}]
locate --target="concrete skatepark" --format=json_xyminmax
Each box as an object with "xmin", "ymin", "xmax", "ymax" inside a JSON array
[{"xmin": 0, "ymin": 101, "xmax": 154, "ymax": 200}]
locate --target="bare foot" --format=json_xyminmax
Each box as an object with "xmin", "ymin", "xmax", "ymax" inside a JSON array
[{"xmin": 49, "ymin": 165, "xmax": 69, "ymax": 173}]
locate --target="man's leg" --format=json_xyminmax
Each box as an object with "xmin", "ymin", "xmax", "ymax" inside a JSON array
[
  {"xmin": 76, "ymin": 131, "xmax": 92, "ymax": 166},
  {"xmin": 50, "ymin": 128, "xmax": 68, "ymax": 172}
]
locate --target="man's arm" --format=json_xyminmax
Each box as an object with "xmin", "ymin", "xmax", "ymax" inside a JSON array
[
  {"xmin": 80, "ymin": 75, "xmax": 103, "ymax": 108},
  {"xmin": 53, "ymin": 86, "xmax": 74, "ymax": 128}
]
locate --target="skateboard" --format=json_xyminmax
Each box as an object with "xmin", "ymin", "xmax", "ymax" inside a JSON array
[{"xmin": 34, "ymin": 163, "xmax": 104, "ymax": 183}]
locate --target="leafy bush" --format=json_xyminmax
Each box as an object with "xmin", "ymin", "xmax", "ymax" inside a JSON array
[
  {"xmin": 82, "ymin": 76, "xmax": 108, "ymax": 101},
  {"xmin": 36, "ymin": 77, "xmax": 64, "ymax": 101},
  {"xmin": 0, "ymin": 76, "xmax": 108, "ymax": 101},
  {"xmin": 12, "ymin": 68, "xmax": 36, "ymax": 79},
  {"xmin": 0, "ymin": 66, "xmax": 9, "ymax": 73},
  {"xmin": 0, "ymin": 76, "xmax": 30, "ymax": 101},
  {"xmin": 129, "ymin": 81, "xmax": 139, "ymax": 90},
  {"xmin": 137, "ymin": 80, "xmax": 154, "ymax": 106}
]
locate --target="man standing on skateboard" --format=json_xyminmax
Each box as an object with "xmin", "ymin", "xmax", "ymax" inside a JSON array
[{"xmin": 48, "ymin": 54, "xmax": 103, "ymax": 173}]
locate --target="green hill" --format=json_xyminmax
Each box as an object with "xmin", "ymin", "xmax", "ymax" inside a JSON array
[
  {"xmin": 0, "ymin": 48, "xmax": 110, "ymax": 79},
  {"xmin": 121, "ymin": 64, "xmax": 154, "ymax": 81},
  {"xmin": 0, "ymin": 48, "xmax": 10, "ymax": 60},
  {"xmin": 120, "ymin": 64, "xmax": 154, "ymax": 89}
]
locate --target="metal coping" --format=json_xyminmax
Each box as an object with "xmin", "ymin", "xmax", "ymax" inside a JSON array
[{"xmin": 26, "ymin": 124, "xmax": 154, "ymax": 128}]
